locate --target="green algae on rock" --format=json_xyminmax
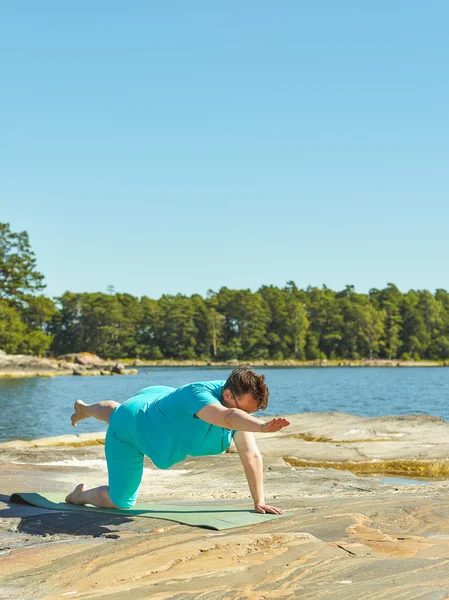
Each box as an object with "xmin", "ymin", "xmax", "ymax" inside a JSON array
[{"xmin": 284, "ymin": 457, "xmax": 449, "ymax": 478}]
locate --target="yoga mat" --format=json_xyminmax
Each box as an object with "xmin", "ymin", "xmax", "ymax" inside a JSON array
[{"xmin": 9, "ymin": 492, "xmax": 286, "ymax": 530}]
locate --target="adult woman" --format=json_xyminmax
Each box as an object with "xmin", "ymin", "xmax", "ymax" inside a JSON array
[{"xmin": 66, "ymin": 366, "xmax": 290, "ymax": 514}]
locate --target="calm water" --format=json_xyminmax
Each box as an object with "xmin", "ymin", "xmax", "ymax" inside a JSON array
[{"xmin": 0, "ymin": 366, "xmax": 448, "ymax": 442}]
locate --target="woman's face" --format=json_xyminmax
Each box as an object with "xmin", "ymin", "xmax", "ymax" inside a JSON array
[{"xmin": 221, "ymin": 389, "xmax": 259, "ymax": 414}]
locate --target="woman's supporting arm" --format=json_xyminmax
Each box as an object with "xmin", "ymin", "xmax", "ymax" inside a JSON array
[{"xmin": 233, "ymin": 430, "xmax": 284, "ymax": 514}]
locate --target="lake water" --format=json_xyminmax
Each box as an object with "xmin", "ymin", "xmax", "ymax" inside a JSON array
[{"xmin": 1, "ymin": 366, "xmax": 448, "ymax": 442}]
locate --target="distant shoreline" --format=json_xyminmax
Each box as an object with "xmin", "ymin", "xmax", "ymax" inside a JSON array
[
  {"xmin": 1, "ymin": 357, "xmax": 448, "ymax": 379},
  {"xmin": 123, "ymin": 358, "xmax": 449, "ymax": 368}
]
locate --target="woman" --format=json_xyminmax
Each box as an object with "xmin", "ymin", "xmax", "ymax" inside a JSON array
[{"xmin": 66, "ymin": 366, "xmax": 290, "ymax": 514}]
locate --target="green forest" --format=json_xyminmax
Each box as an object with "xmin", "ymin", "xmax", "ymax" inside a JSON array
[{"xmin": 1, "ymin": 222, "xmax": 449, "ymax": 361}]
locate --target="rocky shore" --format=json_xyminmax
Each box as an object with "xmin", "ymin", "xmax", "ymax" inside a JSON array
[{"xmin": 2, "ymin": 412, "xmax": 449, "ymax": 598}]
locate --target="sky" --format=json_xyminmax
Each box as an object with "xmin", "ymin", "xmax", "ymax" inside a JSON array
[{"xmin": 1, "ymin": 1, "xmax": 448, "ymax": 300}]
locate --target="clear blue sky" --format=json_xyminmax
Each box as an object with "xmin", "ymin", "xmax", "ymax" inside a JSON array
[{"xmin": 1, "ymin": 1, "xmax": 448, "ymax": 300}]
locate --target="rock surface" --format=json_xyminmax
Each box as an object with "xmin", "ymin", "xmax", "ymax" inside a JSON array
[{"xmin": 1, "ymin": 413, "xmax": 449, "ymax": 598}]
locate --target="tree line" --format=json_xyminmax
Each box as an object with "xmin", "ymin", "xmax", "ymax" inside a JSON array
[{"xmin": 1, "ymin": 222, "xmax": 449, "ymax": 360}]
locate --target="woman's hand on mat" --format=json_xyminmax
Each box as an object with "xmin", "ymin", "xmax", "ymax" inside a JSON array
[
  {"xmin": 260, "ymin": 417, "xmax": 290, "ymax": 433},
  {"xmin": 254, "ymin": 504, "xmax": 284, "ymax": 514}
]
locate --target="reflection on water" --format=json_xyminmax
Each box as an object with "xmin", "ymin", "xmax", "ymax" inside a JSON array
[{"xmin": 1, "ymin": 366, "xmax": 448, "ymax": 442}]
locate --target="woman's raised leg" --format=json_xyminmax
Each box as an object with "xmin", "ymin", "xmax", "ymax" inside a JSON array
[{"xmin": 71, "ymin": 400, "xmax": 120, "ymax": 426}]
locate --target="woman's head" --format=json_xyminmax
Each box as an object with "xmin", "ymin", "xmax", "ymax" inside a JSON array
[{"xmin": 222, "ymin": 365, "xmax": 269, "ymax": 413}]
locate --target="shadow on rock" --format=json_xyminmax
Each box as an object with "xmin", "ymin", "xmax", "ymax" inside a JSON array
[
  {"xmin": 2, "ymin": 494, "xmax": 135, "ymax": 537},
  {"xmin": 18, "ymin": 511, "xmax": 136, "ymax": 537}
]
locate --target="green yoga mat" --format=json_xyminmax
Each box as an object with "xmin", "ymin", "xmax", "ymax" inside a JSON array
[{"xmin": 9, "ymin": 492, "xmax": 286, "ymax": 530}]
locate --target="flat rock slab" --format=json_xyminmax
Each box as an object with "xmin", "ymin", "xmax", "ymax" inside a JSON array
[
  {"xmin": 3, "ymin": 494, "xmax": 449, "ymax": 599},
  {"xmin": 2, "ymin": 413, "xmax": 449, "ymax": 598}
]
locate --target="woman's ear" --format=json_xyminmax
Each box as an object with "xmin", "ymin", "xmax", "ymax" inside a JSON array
[{"xmin": 222, "ymin": 388, "xmax": 232, "ymax": 403}]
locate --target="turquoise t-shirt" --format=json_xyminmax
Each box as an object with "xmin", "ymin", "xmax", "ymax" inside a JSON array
[{"xmin": 133, "ymin": 380, "xmax": 234, "ymax": 469}]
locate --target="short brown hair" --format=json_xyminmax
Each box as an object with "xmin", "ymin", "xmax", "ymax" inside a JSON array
[{"xmin": 223, "ymin": 365, "xmax": 269, "ymax": 411}]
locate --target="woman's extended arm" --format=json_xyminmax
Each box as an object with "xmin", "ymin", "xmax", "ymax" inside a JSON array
[
  {"xmin": 233, "ymin": 430, "xmax": 284, "ymax": 514},
  {"xmin": 196, "ymin": 403, "xmax": 290, "ymax": 433}
]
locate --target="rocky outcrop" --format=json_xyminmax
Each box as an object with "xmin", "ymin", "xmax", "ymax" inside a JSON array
[
  {"xmin": 57, "ymin": 352, "xmax": 103, "ymax": 366},
  {"xmin": 0, "ymin": 350, "xmax": 70, "ymax": 377},
  {"xmin": 0, "ymin": 351, "xmax": 138, "ymax": 377}
]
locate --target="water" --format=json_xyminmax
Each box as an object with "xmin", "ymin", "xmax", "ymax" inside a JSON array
[
  {"xmin": 0, "ymin": 366, "xmax": 448, "ymax": 442},
  {"xmin": 378, "ymin": 477, "xmax": 434, "ymax": 485}
]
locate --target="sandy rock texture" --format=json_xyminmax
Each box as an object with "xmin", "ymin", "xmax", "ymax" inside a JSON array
[{"xmin": 1, "ymin": 413, "xmax": 449, "ymax": 599}]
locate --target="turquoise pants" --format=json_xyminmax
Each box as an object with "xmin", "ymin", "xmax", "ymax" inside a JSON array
[{"xmin": 105, "ymin": 396, "xmax": 147, "ymax": 508}]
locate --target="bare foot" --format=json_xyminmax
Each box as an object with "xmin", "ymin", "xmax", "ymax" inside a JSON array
[
  {"xmin": 71, "ymin": 400, "xmax": 89, "ymax": 427},
  {"xmin": 65, "ymin": 483, "xmax": 86, "ymax": 504}
]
